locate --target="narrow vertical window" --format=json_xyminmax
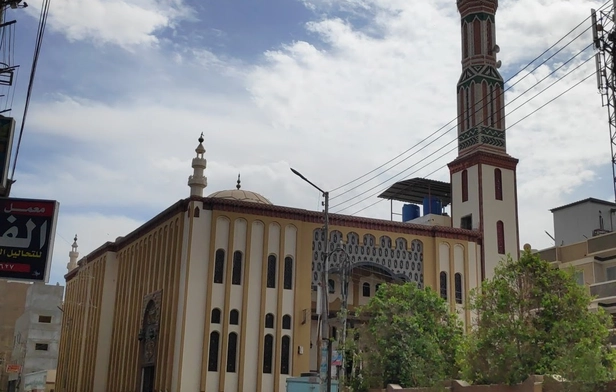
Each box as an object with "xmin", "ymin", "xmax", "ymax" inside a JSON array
[
  {"xmin": 455, "ymin": 273, "xmax": 463, "ymax": 304},
  {"xmin": 227, "ymin": 332, "xmax": 238, "ymax": 373},
  {"xmin": 208, "ymin": 331, "xmax": 220, "ymax": 371},
  {"xmin": 265, "ymin": 313, "xmax": 274, "ymax": 329},
  {"xmin": 232, "ymin": 251, "xmax": 242, "ymax": 285},
  {"xmin": 193, "ymin": 206, "xmax": 200, "ymax": 217},
  {"xmin": 267, "ymin": 255, "xmax": 276, "ymax": 288},
  {"xmin": 211, "ymin": 308, "xmax": 221, "ymax": 324},
  {"xmin": 214, "ymin": 249, "xmax": 225, "ymax": 284},
  {"xmin": 281, "ymin": 336, "xmax": 291, "ymax": 375},
  {"xmin": 362, "ymin": 282, "xmax": 370, "ymax": 297},
  {"xmin": 328, "ymin": 279, "xmax": 335, "ymax": 293},
  {"xmin": 494, "ymin": 168, "xmax": 503, "ymax": 201},
  {"xmin": 462, "ymin": 170, "xmax": 468, "ymax": 202},
  {"xmin": 284, "ymin": 256, "xmax": 293, "ymax": 290},
  {"xmin": 263, "ymin": 334, "xmax": 273, "ymax": 374},
  {"xmin": 282, "ymin": 315, "xmax": 291, "ymax": 330},
  {"xmin": 473, "ymin": 18, "xmax": 482, "ymax": 55},
  {"xmin": 462, "ymin": 22, "xmax": 469, "ymax": 59},
  {"xmin": 440, "ymin": 272, "xmax": 448, "ymax": 300},
  {"xmin": 375, "ymin": 283, "xmax": 382, "ymax": 293},
  {"xmin": 230, "ymin": 309, "xmax": 239, "ymax": 325},
  {"xmin": 497, "ymin": 221, "xmax": 505, "ymax": 254}
]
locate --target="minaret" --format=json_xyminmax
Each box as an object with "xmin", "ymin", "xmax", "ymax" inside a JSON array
[
  {"xmin": 448, "ymin": 0, "xmax": 520, "ymax": 281},
  {"xmin": 67, "ymin": 234, "xmax": 79, "ymax": 272},
  {"xmin": 188, "ymin": 133, "xmax": 208, "ymax": 197}
]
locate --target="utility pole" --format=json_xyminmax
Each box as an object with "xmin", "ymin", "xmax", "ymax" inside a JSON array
[
  {"xmin": 592, "ymin": 1, "xmax": 616, "ymax": 202},
  {"xmin": 290, "ymin": 168, "xmax": 331, "ymax": 392}
]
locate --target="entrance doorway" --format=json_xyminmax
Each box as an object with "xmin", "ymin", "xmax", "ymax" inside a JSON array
[{"xmin": 141, "ymin": 366, "xmax": 155, "ymax": 392}]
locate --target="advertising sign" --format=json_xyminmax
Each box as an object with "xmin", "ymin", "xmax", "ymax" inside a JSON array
[
  {"xmin": 0, "ymin": 198, "xmax": 59, "ymax": 282},
  {"xmin": 0, "ymin": 117, "xmax": 15, "ymax": 191},
  {"xmin": 5, "ymin": 364, "xmax": 21, "ymax": 373}
]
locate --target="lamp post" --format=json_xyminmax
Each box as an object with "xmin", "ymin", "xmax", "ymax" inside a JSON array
[{"xmin": 290, "ymin": 167, "xmax": 331, "ymax": 392}]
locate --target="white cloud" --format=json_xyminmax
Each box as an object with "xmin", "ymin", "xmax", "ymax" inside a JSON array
[
  {"xmin": 15, "ymin": 0, "xmax": 614, "ymax": 278},
  {"xmin": 24, "ymin": 0, "xmax": 191, "ymax": 48}
]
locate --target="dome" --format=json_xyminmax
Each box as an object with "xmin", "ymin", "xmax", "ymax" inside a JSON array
[{"xmin": 208, "ymin": 189, "xmax": 272, "ymax": 205}]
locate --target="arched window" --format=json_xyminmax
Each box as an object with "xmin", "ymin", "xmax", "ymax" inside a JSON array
[
  {"xmin": 362, "ymin": 282, "xmax": 370, "ymax": 297},
  {"xmin": 227, "ymin": 332, "xmax": 238, "ymax": 373},
  {"xmin": 494, "ymin": 168, "xmax": 503, "ymax": 201},
  {"xmin": 214, "ymin": 249, "xmax": 225, "ymax": 284},
  {"xmin": 284, "ymin": 256, "xmax": 293, "ymax": 290},
  {"xmin": 281, "ymin": 335, "xmax": 291, "ymax": 375},
  {"xmin": 282, "ymin": 315, "xmax": 291, "ymax": 330},
  {"xmin": 263, "ymin": 334, "xmax": 273, "ymax": 374},
  {"xmin": 462, "ymin": 170, "xmax": 469, "ymax": 202},
  {"xmin": 230, "ymin": 309, "xmax": 239, "ymax": 325},
  {"xmin": 375, "ymin": 283, "xmax": 382, "ymax": 293},
  {"xmin": 267, "ymin": 255, "xmax": 277, "ymax": 288},
  {"xmin": 207, "ymin": 331, "xmax": 220, "ymax": 371},
  {"xmin": 232, "ymin": 251, "xmax": 242, "ymax": 285},
  {"xmin": 440, "ymin": 272, "xmax": 448, "ymax": 300},
  {"xmin": 193, "ymin": 206, "xmax": 200, "ymax": 217},
  {"xmin": 497, "ymin": 221, "xmax": 505, "ymax": 254},
  {"xmin": 211, "ymin": 308, "xmax": 221, "ymax": 324},
  {"xmin": 265, "ymin": 313, "xmax": 274, "ymax": 329},
  {"xmin": 328, "ymin": 279, "xmax": 335, "ymax": 294},
  {"xmin": 455, "ymin": 273, "xmax": 463, "ymax": 304}
]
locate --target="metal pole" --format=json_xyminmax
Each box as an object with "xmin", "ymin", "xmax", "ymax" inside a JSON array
[
  {"xmin": 340, "ymin": 253, "xmax": 350, "ymax": 385},
  {"xmin": 322, "ymin": 191, "xmax": 331, "ymax": 392}
]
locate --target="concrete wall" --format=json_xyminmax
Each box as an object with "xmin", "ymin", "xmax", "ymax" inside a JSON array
[
  {"xmin": 0, "ymin": 281, "xmax": 29, "ymax": 392},
  {"xmin": 553, "ymin": 201, "xmax": 616, "ymax": 246},
  {"xmin": 9, "ymin": 283, "xmax": 63, "ymax": 392}
]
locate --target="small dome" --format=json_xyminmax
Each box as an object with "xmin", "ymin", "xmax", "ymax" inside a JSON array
[{"xmin": 208, "ymin": 189, "xmax": 272, "ymax": 205}]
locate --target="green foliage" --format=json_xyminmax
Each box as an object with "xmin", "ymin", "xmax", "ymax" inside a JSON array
[
  {"xmin": 349, "ymin": 282, "xmax": 464, "ymax": 389},
  {"xmin": 461, "ymin": 250, "xmax": 616, "ymax": 387}
]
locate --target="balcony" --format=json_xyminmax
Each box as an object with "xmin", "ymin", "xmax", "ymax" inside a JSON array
[
  {"xmin": 588, "ymin": 231, "xmax": 616, "ymax": 258},
  {"xmin": 590, "ymin": 280, "xmax": 616, "ymax": 306},
  {"xmin": 534, "ymin": 231, "xmax": 616, "ymax": 264}
]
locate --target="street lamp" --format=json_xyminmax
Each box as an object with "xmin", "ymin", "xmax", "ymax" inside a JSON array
[{"xmin": 290, "ymin": 167, "xmax": 331, "ymax": 392}]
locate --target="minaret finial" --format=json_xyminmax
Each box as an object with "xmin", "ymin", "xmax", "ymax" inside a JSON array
[
  {"xmin": 236, "ymin": 173, "xmax": 241, "ymax": 190},
  {"xmin": 67, "ymin": 234, "xmax": 80, "ymax": 272},
  {"xmin": 188, "ymin": 133, "xmax": 208, "ymax": 197}
]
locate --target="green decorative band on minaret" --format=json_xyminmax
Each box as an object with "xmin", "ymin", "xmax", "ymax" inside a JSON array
[
  {"xmin": 457, "ymin": 65, "xmax": 504, "ymax": 90},
  {"xmin": 459, "ymin": 127, "xmax": 506, "ymax": 151}
]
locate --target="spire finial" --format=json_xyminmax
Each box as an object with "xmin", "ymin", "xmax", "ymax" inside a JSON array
[
  {"xmin": 199, "ymin": 132, "xmax": 204, "ymax": 144},
  {"xmin": 72, "ymin": 234, "xmax": 78, "ymax": 252},
  {"xmin": 236, "ymin": 173, "xmax": 241, "ymax": 190}
]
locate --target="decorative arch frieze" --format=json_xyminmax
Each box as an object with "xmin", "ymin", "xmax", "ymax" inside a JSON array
[{"xmin": 312, "ymin": 229, "xmax": 423, "ymax": 288}]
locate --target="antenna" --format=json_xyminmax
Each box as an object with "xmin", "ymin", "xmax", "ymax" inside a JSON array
[
  {"xmin": 592, "ymin": 9, "xmax": 599, "ymax": 45},
  {"xmin": 596, "ymin": 53, "xmax": 604, "ymax": 90},
  {"xmin": 545, "ymin": 231, "xmax": 556, "ymax": 244}
]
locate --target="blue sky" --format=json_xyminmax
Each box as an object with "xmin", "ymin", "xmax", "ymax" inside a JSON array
[{"xmin": 1, "ymin": 0, "xmax": 613, "ymax": 285}]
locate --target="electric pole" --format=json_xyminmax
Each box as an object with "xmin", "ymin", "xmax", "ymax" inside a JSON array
[
  {"xmin": 290, "ymin": 168, "xmax": 331, "ymax": 392},
  {"xmin": 592, "ymin": 1, "xmax": 616, "ymax": 202}
]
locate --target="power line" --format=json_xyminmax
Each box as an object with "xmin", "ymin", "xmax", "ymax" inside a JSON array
[
  {"xmin": 10, "ymin": 0, "xmax": 51, "ymax": 182},
  {"xmin": 331, "ymin": 46, "xmax": 597, "ymax": 213},
  {"xmin": 329, "ymin": 0, "xmax": 612, "ymax": 199},
  {"xmin": 348, "ymin": 70, "xmax": 596, "ymax": 217}
]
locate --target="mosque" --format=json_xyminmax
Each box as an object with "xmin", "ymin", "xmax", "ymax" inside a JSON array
[{"xmin": 54, "ymin": 0, "xmax": 520, "ymax": 391}]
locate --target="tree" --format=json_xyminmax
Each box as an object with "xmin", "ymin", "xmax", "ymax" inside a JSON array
[
  {"xmin": 349, "ymin": 282, "xmax": 463, "ymax": 389},
  {"xmin": 462, "ymin": 250, "xmax": 616, "ymax": 387}
]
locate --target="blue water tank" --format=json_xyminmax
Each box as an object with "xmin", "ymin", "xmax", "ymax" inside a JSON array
[
  {"xmin": 402, "ymin": 204, "xmax": 421, "ymax": 222},
  {"xmin": 423, "ymin": 196, "xmax": 442, "ymax": 216}
]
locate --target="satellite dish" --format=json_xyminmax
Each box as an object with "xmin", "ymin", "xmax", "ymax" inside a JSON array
[{"xmin": 496, "ymin": 60, "xmax": 502, "ymax": 69}]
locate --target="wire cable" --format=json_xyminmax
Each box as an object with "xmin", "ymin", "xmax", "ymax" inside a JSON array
[
  {"xmin": 10, "ymin": 0, "xmax": 51, "ymax": 181},
  {"xmin": 331, "ymin": 45, "xmax": 597, "ymax": 212},
  {"xmin": 348, "ymin": 70, "xmax": 596, "ymax": 216},
  {"xmin": 329, "ymin": 0, "xmax": 612, "ymax": 198}
]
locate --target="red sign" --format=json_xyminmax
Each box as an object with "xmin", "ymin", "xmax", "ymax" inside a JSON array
[
  {"xmin": 5, "ymin": 364, "xmax": 20, "ymax": 373},
  {"xmin": 0, "ymin": 198, "xmax": 59, "ymax": 282}
]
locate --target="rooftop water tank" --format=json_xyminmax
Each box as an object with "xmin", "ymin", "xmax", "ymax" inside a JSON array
[
  {"xmin": 402, "ymin": 204, "xmax": 421, "ymax": 222},
  {"xmin": 423, "ymin": 196, "xmax": 442, "ymax": 216}
]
